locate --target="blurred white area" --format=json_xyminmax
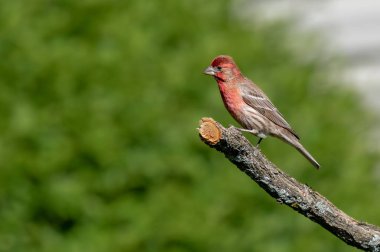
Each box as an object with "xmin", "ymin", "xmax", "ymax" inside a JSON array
[{"xmin": 240, "ymin": 0, "xmax": 380, "ymax": 109}]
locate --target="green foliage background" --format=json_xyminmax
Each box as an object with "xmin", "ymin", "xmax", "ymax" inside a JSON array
[{"xmin": 0, "ymin": 0, "xmax": 379, "ymax": 251}]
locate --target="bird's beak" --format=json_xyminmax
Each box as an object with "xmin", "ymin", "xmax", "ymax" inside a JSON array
[{"xmin": 203, "ymin": 66, "xmax": 217, "ymax": 76}]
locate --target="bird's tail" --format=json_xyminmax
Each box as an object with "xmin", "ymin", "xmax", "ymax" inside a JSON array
[{"xmin": 277, "ymin": 130, "xmax": 320, "ymax": 169}]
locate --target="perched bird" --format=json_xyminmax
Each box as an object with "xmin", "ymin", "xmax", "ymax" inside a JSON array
[{"xmin": 204, "ymin": 55, "xmax": 320, "ymax": 169}]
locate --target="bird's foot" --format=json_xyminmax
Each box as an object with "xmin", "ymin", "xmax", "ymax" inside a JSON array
[{"xmin": 228, "ymin": 126, "xmax": 264, "ymax": 148}]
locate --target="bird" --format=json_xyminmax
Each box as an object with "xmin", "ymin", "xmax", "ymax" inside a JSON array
[{"xmin": 203, "ymin": 55, "xmax": 320, "ymax": 169}]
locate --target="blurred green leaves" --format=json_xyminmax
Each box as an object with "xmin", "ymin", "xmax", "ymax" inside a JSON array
[{"xmin": 0, "ymin": 0, "xmax": 378, "ymax": 251}]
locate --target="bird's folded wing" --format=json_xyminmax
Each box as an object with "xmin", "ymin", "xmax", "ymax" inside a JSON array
[{"xmin": 241, "ymin": 82, "xmax": 300, "ymax": 139}]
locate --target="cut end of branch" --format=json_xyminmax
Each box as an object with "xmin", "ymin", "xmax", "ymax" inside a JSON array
[{"xmin": 198, "ymin": 117, "xmax": 222, "ymax": 145}]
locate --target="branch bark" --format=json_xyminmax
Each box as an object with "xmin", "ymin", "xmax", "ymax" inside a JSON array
[{"xmin": 198, "ymin": 117, "xmax": 380, "ymax": 251}]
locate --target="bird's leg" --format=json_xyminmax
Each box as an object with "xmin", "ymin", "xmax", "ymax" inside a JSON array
[
  {"xmin": 256, "ymin": 137, "xmax": 264, "ymax": 148},
  {"xmin": 256, "ymin": 138, "xmax": 263, "ymax": 146},
  {"xmin": 239, "ymin": 128, "xmax": 254, "ymax": 133},
  {"xmin": 231, "ymin": 126, "xmax": 259, "ymax": 134},
  {"xmin": 230, "ymin": 126, "xmax": 263, "ymax": 149}
]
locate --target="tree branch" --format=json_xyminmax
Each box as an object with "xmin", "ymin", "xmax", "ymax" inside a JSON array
[{"xmin": 198, "ymin": 117, "xmax": 380, "ymax": 251}]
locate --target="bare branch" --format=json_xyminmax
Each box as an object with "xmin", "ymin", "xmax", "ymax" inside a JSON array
[{"xmin": 198, "ymin": 117, "xmax": 380, "ymax": 251}]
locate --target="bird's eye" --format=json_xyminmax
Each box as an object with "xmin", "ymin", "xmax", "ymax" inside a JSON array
[{"xmin": 216, "ymin": 66, "xmax": 222, "ymax": 71}]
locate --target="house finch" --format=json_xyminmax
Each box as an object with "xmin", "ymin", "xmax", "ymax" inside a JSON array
[{"xmin": 204, "ymin": 55, "xmax": 320, "ymax": 169}]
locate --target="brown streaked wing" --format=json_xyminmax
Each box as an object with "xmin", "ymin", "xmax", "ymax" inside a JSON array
[{"xmin": 240, "ymin": 80, "xmax": 300, "ymax": 139}]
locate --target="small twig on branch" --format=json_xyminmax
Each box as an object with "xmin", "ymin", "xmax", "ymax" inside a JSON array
[{"xmin": 198, "ymin": 117, "xmax": 380, "ymax": 251}]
